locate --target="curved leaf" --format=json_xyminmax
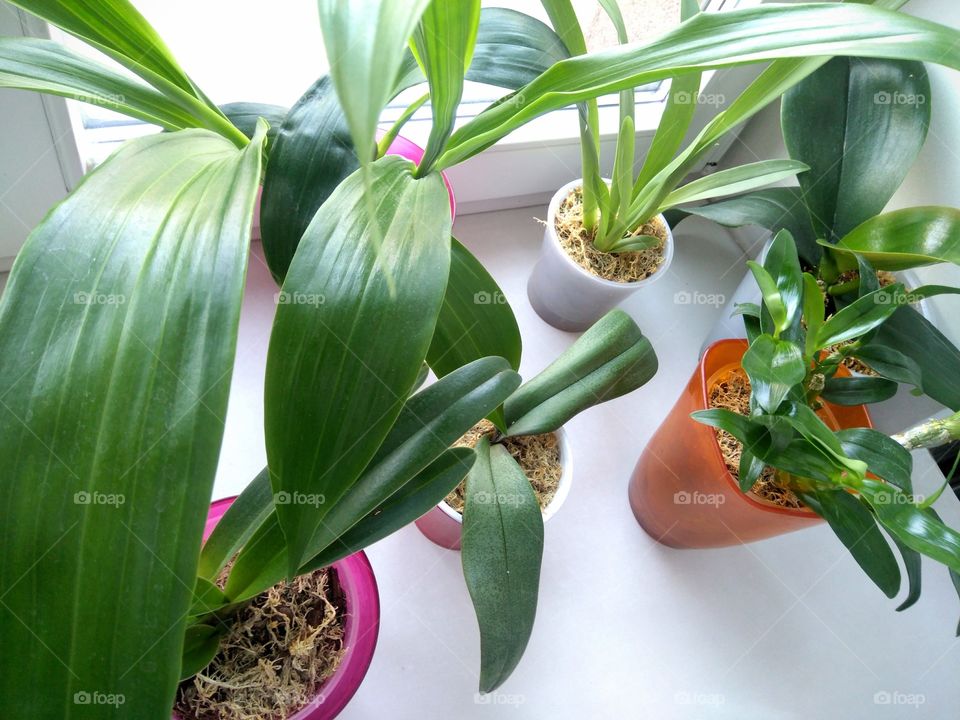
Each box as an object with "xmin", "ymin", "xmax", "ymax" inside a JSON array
[
  {"xmin": 741, "ymin": 334, "xmax": 806, "ymax": 413},
  {"xmin": 835, "ymin": 428, "xmax": 912, "ymax": 492},
  {"xmin": 814, "ymin": 284, "xmax": 906, "ymax": 350},
  {"xmin": 266, "ymin": 155, "xmax": 451, "ymax": 574},
  {"xmin": 831, "ymin": 207, "xmax": 960, "ymax": 271},
  {"xmin": 504, "ymin": 310, "xmax": 658, "ymax": 436},
  {"xmin": 821, "ymin": 376, "xmax": 898, "ymax": 406},
  {"xmin": 661, "ymin": 160, "xmax": 808, "ymax": 209},
  {"xmin": 0, "ymin": 126, "xmax": 265, "ymax": 718},
  {"xmin": 462, "ymin": 439, "xmax": 543, "ymax": 694},
  {"xmin": 220, "ymin": 101, "xmax": 289, "ymax": 147},
  {"xmin": 782, "ymin": 56, "xmax": 930, "ymax": 243}
]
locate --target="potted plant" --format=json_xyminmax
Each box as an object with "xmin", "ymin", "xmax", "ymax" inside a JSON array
[
  {"xmin": 680, "ymin": 52, "xmax": 960, "ymax": 433},
  {"xmin": 4, "ymin": 0, "xmax": 960, "ymax": 715},
  {"xmin": 631, "ymin": 229, "xmax": 960, "ymax": 618}
]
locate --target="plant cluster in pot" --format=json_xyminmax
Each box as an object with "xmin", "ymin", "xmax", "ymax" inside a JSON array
[
  {"xmin": 525, "ymin": 0, "xmax": 812, "ymax": 332},
  {"xmin": 7, "ymin": 0, "xmax": 960, "ymax": 716},
  {"xmin": 631, "ymin": 230, "xmax": 960, "ymax": 623},
  {"xmin": 680, "ymin": 53, "xmax": 958, "ymax": 433}
]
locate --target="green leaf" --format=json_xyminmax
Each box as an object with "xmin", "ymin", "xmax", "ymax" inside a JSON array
[
  {"xmin": 189, "ymin": 577, "xmax": 228, "ymax": 618},
  {"xmin": 741, "ymin": 334, "xmax": 806, "ymax": 413},
  {"xmin": 890, "ymin": 536, "xmax": 922, "ymax": 612},
  {"xmin": 266, "ymin": 155, "xmax": 451, "ymax": 574},
  {"xmin": 0, "ymin": 126, "xmax": 265, "ymax": 718},
  {"xmin": 439, "ymin": 4, "xmax": 960, "ymax": 170},
  {"xmin": 861, "ymin": 481, "xmax": 960, "ymax": 575},
  {"xmin": 634, "ymin": 72, "xmax": 702, "ymax": 193},
  {"xmin": 411, "ymin": 0, "xmax": 481, "ymax": 174},
  {"xmin": 427, "ymin": 238, "xmax": 522, "ymax": 430},
  {"xmin": 180, "ymin": 625, "xmax": 226, "ymax": 681},
  {"xmin": 763, "ymin": 230, "xmax": 804, "ymax": 335},
  {"xmin": 803, "ymin": 272, "xmax": 825, "ymax": 359},
  {"xmin": 466, "ymin": 8, "xmax": 570, "ymax": 90},
  {"xmin": 197, "ymin": 468, "xmax": 274, "ymax": 580},
  {"xmin": 539, "ymin": 0, "xmax": 588, "ymax": 56},
  {"xmin": 821, "ymin": 376, "xmax": 898, "ymax": 406},
  {"xmin": 814, "ymin": 284, "xmax": 906, "ymax": 350},
  {"xmin": 829, "ymin": 207, "xmax": 960, "ymax": 271},
  {"xmin": 504, "ymin": 310, "xmax": 658, "ymax": 436},
  {"xmin": 260, "ymin": 76, "xmax": 359, "ymax": 282},
  {"xmin": 691, "ymin": 409, "xmax": 793, "ymax": 477},
  {"xmin": 782, "ymin": 57, "xmax": 930, "ymax": 243},
  {"xmin": 220, "ymin": 101, "xmax": 288, "ymax": 147},
  {"xmin": 866, "ymin": 306, "xmax": 960, "ymax": 409},
  {"xmin": 0, "ymin": 37, "xmax": 210, "ymax": 132},
  {"xmin": 660, "ymin": 160, "xmax": 808, "ymax": 209},
  {"xmin": 226, "ymin": 356, "xmax": 520, "ymax": 602},
  {"xmin": 318, "ymin": 0, "xmax": 433, "ymax": 166},
  {"xmin": 747, "ymin": 262, "xmax": 787, "ymax": 334},
  {"xmin": 812, "ymin": 490, "xmax": 901, "ymax": 599},
  {"xmin": 462, "ymin": 439, "xmax": 544, "ymax": 693}
]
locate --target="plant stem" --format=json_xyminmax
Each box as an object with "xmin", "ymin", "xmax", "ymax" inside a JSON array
[{"xmin": 892, "ymin": 411, "xmax": 960, "ymax": 451}]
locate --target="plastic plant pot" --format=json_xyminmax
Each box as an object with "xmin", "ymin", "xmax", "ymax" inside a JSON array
[
  {"xmin": 527, "ymin": 178, "xmax": 674, "ymax": 332},
  {"xmin": 628, "ymin": 339, "xmax": 873, "ymax": 549},
  {"xmin": 251, "ymin": 134, "xmax": 455, "ymax": 240},
  {"xmin": 415, "ymin": 427, "xmax": 574, "ymax": 550},
  {"xmin": 175, "ymin": 497, "xmax": 380, "ymax": 720}
]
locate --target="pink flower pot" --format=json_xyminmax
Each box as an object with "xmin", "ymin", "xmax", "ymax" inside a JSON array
[
  {"xmin": 176, "ymin": 497, "xmax": 380, "ymax": 720},
  {"xmin": 252, "ymin": 135, "xmax": 455, "ymax": 239}
]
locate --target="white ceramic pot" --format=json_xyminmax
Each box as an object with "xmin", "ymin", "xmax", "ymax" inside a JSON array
[
  {"xmin": 414, "ymin": 427, "xmax": 574, "ymax": 550},
  {"xmin": 527, "ymin": 178, "xmax": 675, "ymax": 332}
]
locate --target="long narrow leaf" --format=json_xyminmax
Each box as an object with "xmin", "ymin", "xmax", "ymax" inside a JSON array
[{"xmin": 661, "ymin": 160, "xmax": 809, "ymax": 210}]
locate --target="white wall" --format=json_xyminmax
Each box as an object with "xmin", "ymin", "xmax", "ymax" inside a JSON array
[{"xmin": 717, "ymin": 0, "xmax": 960, "ymax": 346}]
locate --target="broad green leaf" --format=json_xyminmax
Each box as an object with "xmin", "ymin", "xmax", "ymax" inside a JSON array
[
  {"xmin": 763, "ymin": 229, "xmax": 804, "ymax": 336},
  {"xmin": 782, "ymin": 57, "xmax": 930, "ymax": 242},
  {"xmin": 466, "ymin": 8, "xmax": 570, "ymax": 90},
  {"xmin": 741, "ymin": 334, "xmax": 806, "ymax": 413},
  {"xmin": 866, "ymin": 306, "xmax": 960, "ymax": 409},
  {"xmin": 813, "ymin": 490, "xmax": 901, "ymax": 599},
  {"xmin": 660, "ymin": 160, "xmax": 808, "ymax": 209},
  {"xmin": 821, "ymin": 376, "xmax": 898, "ymax": 406},
  {"xmin": 462, "ymin": 439, "xmax": 544, "ymax": 693},
  {"xmin": 0, "ymin": 37, "xmax": 205, "ymax": 131},
  {"xmin": 862, "ymin": 481, "xmax": 960, "ymax": 575},
  {"xmin": 439, "ymin": 4, "xmax": 960, "ymax": 170},
  {"xmin": 0, "ymin": 126, "xmax": 265, "ymax": 718},
  {"xmin": 747, "ymin": 262, "xmax": 787, "ymax": 333},
  {"xmin": 677, "ymin": 188, "xmax": 820, "ymax": 264},
  {"xmin": 260, "ymin": 76, "xmax": 359, "ymax": 282},
  {"xmin": 835, "ymin": 428, "xmax": 913, "ymax": 492},
  {"xmin": 318, "ymin": 0, "xmax": 433, "ymax": 166},
  {"xmin": 226, "ymin": 356, "xmax": 520, "ymax": 602},
  {"xmin": 830, "ymin": 207, "xmax": 960, "ymax": 271},
  {"xmin": 197, "ymin": 468, "xmax": 274, "ymax": 580},
  {"xmin": 427, "ymin": 238, "xmax": 522, "ymax": 430},
  {"xmin": 180, "ymin": 625, "xmax": 226, "ymax": 681},
  {"xmin": 266, "ymin": 155, "xmax": 451, "ymax": 574},
  {"xmin": 803, "ymin": 272, "xmax": 825, "ymax": 359},
  {"xmin": 411, "ymin": 0, "xmax": 481, "ymax": 174},
  {"xmin": 221, "ymin": 101, "xmax": 289, "ymax": 147},
  {"xmin": 504, "ymin": 310, "xmax": 658, "ymax": 436},
  {"xmin": 814, "ymin": 284, "xmax": 906, "ymax": 350}
]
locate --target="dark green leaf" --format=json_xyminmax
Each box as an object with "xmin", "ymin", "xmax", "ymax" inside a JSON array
[
  {"xmin": 266, "ymin": 155, "xmax": 451, "ymax": 574},
  {"xmin": 890, "ymin": 536, "xmax": 922, "ymax": 611},
  {"xmin": 814, "ymin": 284, "xmax": 905, "ymax": 350},
  {"xmin": 830, "ymin": 206, "xmax": 960, "ymax": 270},
  {"xmin": 180, "ymin": 625, "xmax": 225, "ymax": 681},
  {"xmin": 220, "ymin": 101, "xmax": 288, "ymax": 147},
  {"xmin": 504, "ymin": 310, "xmax": 658, "ymax": 436},
  {"xmin": 741, "ymin": 334, "xmax": 806, "ymax": 413},
  {"xmin": 763, "ymin": 229, "xmax": 804, "ymax": 334},
  {"xmin": 462, "ymin": 439, "xmax": 544, "ymax": 693},
  {"xmin": 822, "ymin": 376, "xmax": 898, "ymax": 406}
]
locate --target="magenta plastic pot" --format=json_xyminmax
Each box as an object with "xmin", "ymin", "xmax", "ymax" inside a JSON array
[
  {"xmin": 175, "ymin": 497, "xmax": 380, "ymax": 720},
  {"xmin": 252, "ymin": 134, "xmax": 455, "ymax": 240},
  {"xmin": 415, "ymin": 427, "xmax": 574, "ymax": 550}
]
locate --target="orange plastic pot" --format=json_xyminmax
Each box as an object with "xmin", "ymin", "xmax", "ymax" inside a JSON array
[{"xmin": 629, "ymin": 339, "xmax": 873, "ymax": 549}]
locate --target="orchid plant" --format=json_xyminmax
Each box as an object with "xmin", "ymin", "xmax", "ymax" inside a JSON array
[
  {"xmin": 4, "ymin": 0, "xmax": 960, "ymax": 716},
  {"xmin": 694, "ymin": 230, "xmax": 960, "ymax": 619}
]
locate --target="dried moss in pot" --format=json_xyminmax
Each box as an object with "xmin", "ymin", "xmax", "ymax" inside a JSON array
[
  {"xmin": 553, "ymin": 185, "xmax": 668, "ymax": 283},
  {"xmin": 444, "ymin": 419, "xmax": 562, "ymax": 514},
  {"xmin": 174, "ymin": 568, "xmax": 346, "ymax": 720}
]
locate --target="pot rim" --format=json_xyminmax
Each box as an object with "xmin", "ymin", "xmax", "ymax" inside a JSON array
[
  {"xmin": 436, "ymin": 425, "xmax": 574, "ymax": 525},
  {"xmin": 191, "ymin": 497, "xmax": 380, "ymax": 720},
  {"xmin": 545, "ymin": 177, "xmax": 675, "ymax": 290},
  {"xmin": 699, "ymin": 339, "xmax": 873, "ymax": 519}
]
